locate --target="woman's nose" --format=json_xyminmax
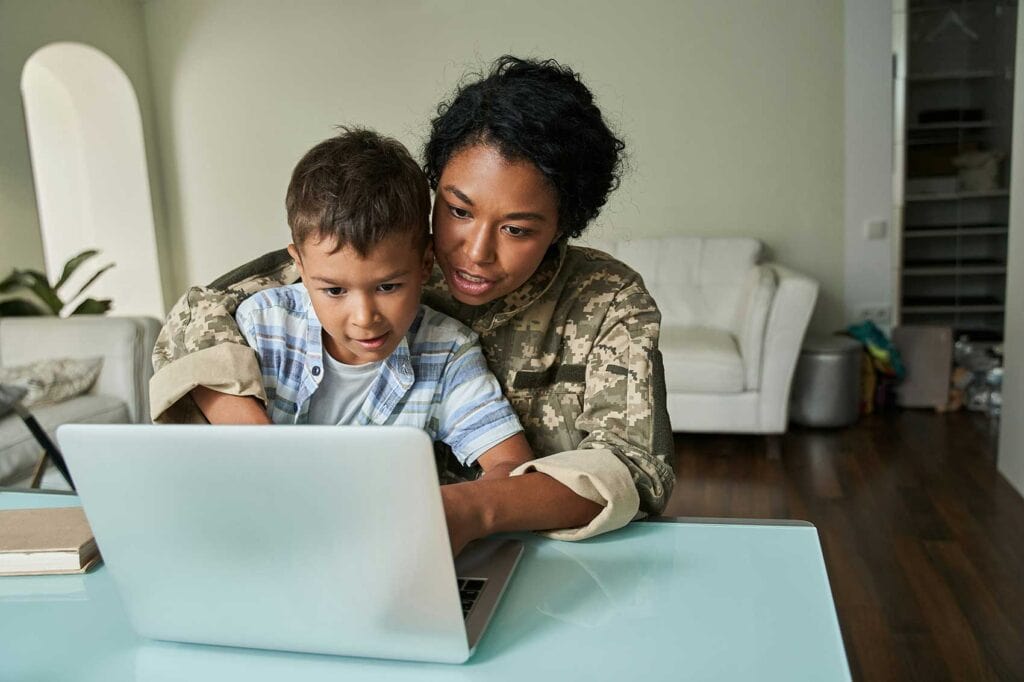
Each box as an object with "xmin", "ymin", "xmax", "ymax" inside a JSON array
[{"xmin": 464, "ymin": 224, "xmax": 496, "ymax": 265}]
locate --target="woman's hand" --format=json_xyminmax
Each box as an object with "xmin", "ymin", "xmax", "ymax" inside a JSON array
[{"xmin": 439, "ymin": 464, "xmax": 603, "ymax": 557}]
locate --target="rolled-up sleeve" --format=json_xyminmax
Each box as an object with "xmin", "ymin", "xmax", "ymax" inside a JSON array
[{"xmin": 150, "ymin": 251, "xmax": 298, "ymax": 423}]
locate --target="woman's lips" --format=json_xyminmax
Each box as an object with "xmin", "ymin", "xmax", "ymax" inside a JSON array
[
  {"xmin": 450, "ymin": 268, "xmax": 497, "ymax": 297},
  {"xmin": 352, "ymin": 332, "xmax": 390, "ymax": 349}
]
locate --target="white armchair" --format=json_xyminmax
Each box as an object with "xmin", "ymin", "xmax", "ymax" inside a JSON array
[
  {"xmin": 0, "ymin": 316, "xmax": 161, "ymax": 487},
  {"xmin": 583, "ymin": 237, "xmax": 818, "ymax": 434}
]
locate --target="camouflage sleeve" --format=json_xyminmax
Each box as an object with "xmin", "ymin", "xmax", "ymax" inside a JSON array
[
  {"xmin": 150, "ymin": 249, "xmax": 298, "ymax": 423},
  {"xmin": 574, "ymin": 281, "xmax": 676, "ymax": 516}
]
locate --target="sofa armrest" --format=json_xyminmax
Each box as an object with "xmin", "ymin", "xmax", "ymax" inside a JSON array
[
  {"xmin": 756, "ymin": 265, "xmax": 818, "ymax": 432},
  {"xmin": 0, "ymin": 316, "xmax": 162, "ymax": 424},
  {"xmin": 732, "ymin": 265, "xmax": 778, "ymax": 390}
]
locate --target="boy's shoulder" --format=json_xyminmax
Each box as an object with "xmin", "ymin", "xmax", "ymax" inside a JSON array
[
  {"xmin": 236, "ymin": 283, "xmax": 309, "ymax": 319},
  {"xmin": 410, "ymin": 305, "xmax": 478, "ymax": 350}
]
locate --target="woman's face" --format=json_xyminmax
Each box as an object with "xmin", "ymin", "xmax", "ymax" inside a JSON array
[{"xmin": 432, "ymin": 144, "xmax": 561, "ymax": 305}]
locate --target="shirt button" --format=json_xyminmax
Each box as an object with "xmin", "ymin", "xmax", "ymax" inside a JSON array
[{"xmin": 312, "ymin": 366, "xmax": 321, "ymax": 376}]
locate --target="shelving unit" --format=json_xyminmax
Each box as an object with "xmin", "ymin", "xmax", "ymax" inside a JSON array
[{"xmin": 898, "ymin": 0, "xmax": 1017, "ymax": 343}]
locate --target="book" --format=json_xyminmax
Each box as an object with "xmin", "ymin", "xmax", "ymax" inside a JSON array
[{"xmin": 0, "ymin": 506, "xmax": 100, "ymax": 576}]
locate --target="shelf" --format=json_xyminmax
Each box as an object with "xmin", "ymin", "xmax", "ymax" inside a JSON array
[
  {"xmin": 905, "ymin": 266, "xmax": 1007, "ymax": 276},
  {"xmin": 903, "ymin": 225, "xmax": 1009, "ymax": 237},
  {"xmin": 905, "ymin": 190, "xmax": 1010, "ymax": 202},
  {"xmin": 907, "ymin": 136, "xmax": 997, "ymax": 146},
  {"xmin": 908, "ymin": 121, "xmax": 994, "ymax": 131},
  {"xmin": 901, "ymin": 295, "xmax": 1004, "ymax": 313},
  {"xmin": 903, "ymin": 258, "xmax": 1007, "ymax": 276},
  {"xmin": 903, "ymin": 305, "xmax": 1005, "ymax": 314},
  {"xmin": 903, "ymin": 294, "xmax": 1001, "ymax": 304},
  {"xmin": 908, "ymin": 70, "xmax": 995, "ymax": 82},
  {"xmin": 908, "ymin": 0, "xmax": 1014, "ymax": 13}
]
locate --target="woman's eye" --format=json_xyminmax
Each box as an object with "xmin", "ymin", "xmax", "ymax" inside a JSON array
[
  {"xmin": 377, "ymin": 283, "xmax": 401, "ymax": 293},
  {"xmin": 448, "ymin": 205, "xmax": 471, "ymax": 219},
  {"xmin": 502, "ymin": 225, "xmax": 531, "ymax": 237},
  {"xmin": 324, "ymin": 287, "xmax": 345, "ymax": 297}
]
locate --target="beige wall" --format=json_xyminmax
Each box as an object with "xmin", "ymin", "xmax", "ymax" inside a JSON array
[
  {"xmin": 142, "ymin": 0, "xmax": 845, "ymax": 331},
  {"xmin": 997, "ymin": 9, "xmax": 1024, "ymax": 497},
  {"xmin": 0, "ymin": 0, "xmax": 172, "ymax": 307}
]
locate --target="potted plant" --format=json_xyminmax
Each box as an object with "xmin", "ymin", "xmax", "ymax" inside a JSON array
[{"xmin": 0, "ymin": 250, "xmax": 114, "ymax": 316}]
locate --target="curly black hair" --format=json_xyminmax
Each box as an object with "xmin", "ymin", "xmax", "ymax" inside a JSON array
[{"xmin": 424, "ymin": 55, "xmax": 625, "ymax": 239}]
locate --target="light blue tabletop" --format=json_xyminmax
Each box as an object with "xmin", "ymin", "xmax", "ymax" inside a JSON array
[{"xmin": 0, "ymin": 490, "xmax": 850, "ymax": 681}]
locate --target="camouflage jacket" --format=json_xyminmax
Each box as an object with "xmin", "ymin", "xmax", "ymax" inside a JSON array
[{"xmin": 151, "ymin": 242, "xmax": 675, "ymax": 535}]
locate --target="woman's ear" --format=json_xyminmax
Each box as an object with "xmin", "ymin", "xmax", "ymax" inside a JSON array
[{"xmin": 420, "ymin": 243, "xmax": 435, "ymax": 284}]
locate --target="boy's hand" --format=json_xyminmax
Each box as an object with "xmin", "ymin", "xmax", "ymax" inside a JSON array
[
  {"xmin": 440, "ymin": 481, "xmax": 485, "ymax": 557},
  {"xmin": 440, "ymin": 432, "xmax": 531, "ymax": 556}
]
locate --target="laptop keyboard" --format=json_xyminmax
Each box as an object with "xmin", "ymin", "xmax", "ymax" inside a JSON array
[{"xmin": 458, "ymin": 577, "xmax": 487, "ymax": 618}]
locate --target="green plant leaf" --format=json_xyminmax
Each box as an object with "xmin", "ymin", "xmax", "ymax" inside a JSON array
[
  {"xmin": 70, "ymin": 262, "xmax": 115, "ymax": 302},
  {"xmin": 9, "ymin": 269, "xmax": 62, "ymax": 315},
  {"xmin": 69, "ymin": 297, "xmax": 112, "ymax": 315},
  {"xmin": 0, "ymin": 269, "xmax": 28, "ymax": 294},
  {"xmin": 0, "ymin": 298, "xmax": 51, "ymax": 316},
  {"xmin": 54, "ymin": 249, "xmax": 100, "ymax": 290}
]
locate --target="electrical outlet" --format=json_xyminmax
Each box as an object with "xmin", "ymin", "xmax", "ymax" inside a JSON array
[
  {"xmin": 864, "ymin": 219, "xmax": 888, "ymax": 240},
  {"xmin": 854, "ymin": 304, "xmax": 891, "ymax": 327}
]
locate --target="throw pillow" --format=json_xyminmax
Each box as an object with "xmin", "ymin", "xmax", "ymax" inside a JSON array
[{"xmin": 0, "ymin": 357, "xmax": 103, "ymax": 408}]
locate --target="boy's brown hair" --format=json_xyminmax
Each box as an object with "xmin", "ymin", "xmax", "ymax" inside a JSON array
[{"xmin": 286, "ymin": 127, "xmax": 430, "ymax": 255}]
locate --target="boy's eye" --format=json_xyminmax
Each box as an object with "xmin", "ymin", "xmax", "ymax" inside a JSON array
[
  {"xmin": 377, "ymin": 283, "xmax": 401, "ymax": 293},
  {"xmin": 449, "ymin": 205, "xmax": 471, "ymax": 219},
  {"xmin": 324, "ymin": 287, "xmax": 345, "ymax": 297},
  {"xmin": 502, "ymin": 225, "xmax": 531, "ymax": 238}
]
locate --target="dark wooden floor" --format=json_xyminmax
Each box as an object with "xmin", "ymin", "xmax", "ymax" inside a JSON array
[{"xmin": 664, "ymin": 411, "xmax": 1024, "ymax": 682}]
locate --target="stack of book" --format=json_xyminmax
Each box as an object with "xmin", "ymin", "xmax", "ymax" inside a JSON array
[{"xmin": 0, "ymin": 506, "xmax": 100, "ymax": 576}]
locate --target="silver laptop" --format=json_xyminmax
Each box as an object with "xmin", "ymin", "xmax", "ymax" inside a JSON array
[{"xmin": 56, "ymin": 424, "xmax": 523, "ymax": 664}]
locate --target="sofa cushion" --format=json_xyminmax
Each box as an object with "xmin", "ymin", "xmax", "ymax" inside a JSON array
[
  {"xmin": 659, "ymin": 326, "xmax": 745, "ymax": 394},
  {"xmin": 0, "ymin": 394, "xmax": 129, "ymax": 485}
]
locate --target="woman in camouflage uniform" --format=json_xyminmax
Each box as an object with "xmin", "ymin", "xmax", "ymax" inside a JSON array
[{"xmin": 151, "ymin": 56, "xmax": 675, "ymax": 553}]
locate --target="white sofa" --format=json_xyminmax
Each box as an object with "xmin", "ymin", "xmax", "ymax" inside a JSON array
[
  {"xmin": 0, "ymin": 316, "xmax": 161, "ymax": 488},
  {"xmin": 582, "ymin": 236, "xmax": 818, "ymax": 434}
]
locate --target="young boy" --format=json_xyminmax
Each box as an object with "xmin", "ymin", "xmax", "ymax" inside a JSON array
[{"xmin": 233, "ymin": 128, "xmax": 532, "ymax": 474}]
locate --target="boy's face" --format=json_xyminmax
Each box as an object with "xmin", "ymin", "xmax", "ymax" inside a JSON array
[{"xmin": 289, "ymin": 232, "xmax": 433, "ymax": 365}]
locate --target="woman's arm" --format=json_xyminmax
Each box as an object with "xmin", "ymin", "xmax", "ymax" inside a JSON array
[
  {"xmin": 497, "ymin": 278, "xmax": 675, "ymax": 542},
  {"xmin": 439, "ymin": 278, "xmax": 673, "ymax": 551},
  {"xmin": 150, "ymin": 250, "xmax": 298, "ymax": 423},
  {"xmin": 571, "ymin": 281, "xmax": 676, "ymax": 516}
]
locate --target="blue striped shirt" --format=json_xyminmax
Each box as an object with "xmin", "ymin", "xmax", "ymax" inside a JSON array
[{"xmin": 235, "ymin": 284, "xmax": 522, "ymax": 465}]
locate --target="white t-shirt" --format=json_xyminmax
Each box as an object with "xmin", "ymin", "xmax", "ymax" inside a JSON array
[{"xmin": 307, "ymin": 354, "xmax": 381, "ymax": 425}]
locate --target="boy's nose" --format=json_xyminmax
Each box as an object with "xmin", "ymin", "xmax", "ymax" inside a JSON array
[{"xmin": 351, "ymin": 299, "xmax": 379, "ymax": 327}]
